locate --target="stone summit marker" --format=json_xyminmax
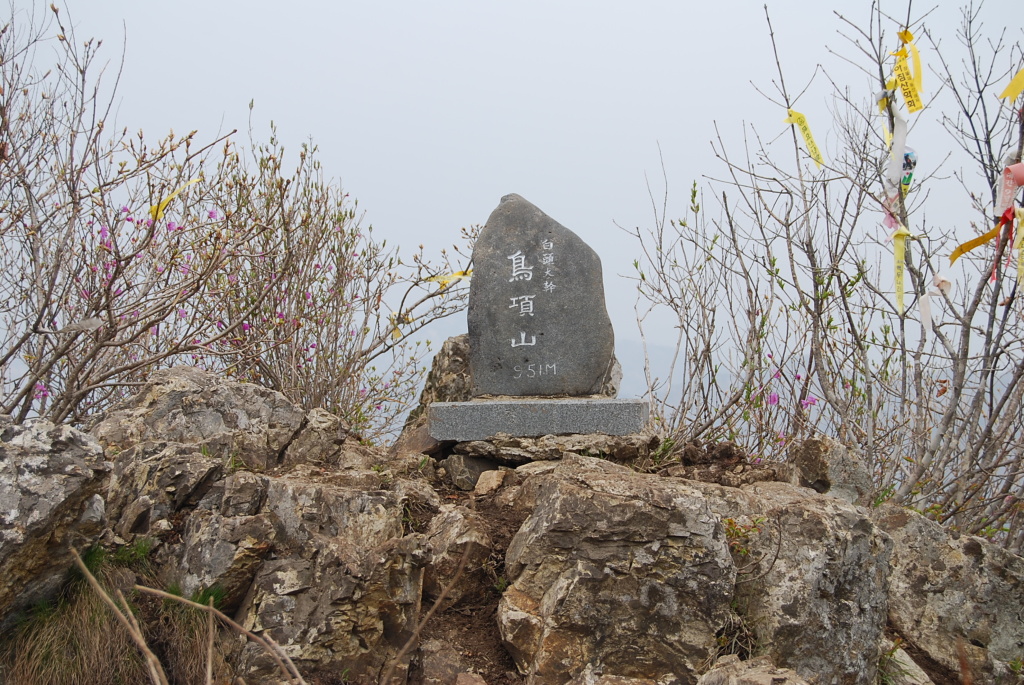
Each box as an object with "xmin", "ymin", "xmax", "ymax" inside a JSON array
[{"xmin": 428, "ymin": 194, "xmax": 647, "ymax": 441}]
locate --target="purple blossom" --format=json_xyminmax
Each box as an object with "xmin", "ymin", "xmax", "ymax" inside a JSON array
[
  {"xmin": 207, "ymin": 210, "xmax": 219, "ymax": 220},
  {"xmin": 33, "ymin": 382, "xmax": 49, "ymax": 399},
  {"xmin": 767, "ymin": 392, "xmax": 779, "ymax": 406},
  {"xmin": 800, "ymin": 396, "xmax": 818, "ymax": 409}
]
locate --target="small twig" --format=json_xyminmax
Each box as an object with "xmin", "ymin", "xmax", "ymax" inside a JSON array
[
  {"xmin": 133, "ymin": 585, "xmax": 306, "ymax": 685},
  {"xmin": 735, "ymin": 516, "xmax": 783, "ymax": 586},
  {"xmin": 70, "ymin": 549, "xmax": 170, "ymax": 685},
  {"xmin": 206, "ymin": 596, "xmax": 215, "ymax": 685}
]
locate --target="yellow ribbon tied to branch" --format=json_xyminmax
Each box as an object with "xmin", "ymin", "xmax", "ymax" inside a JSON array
[
  {"xmin": 998, "ymin": 66, "xmax": 1024, "ymax": 101},
  {"xmin": 389, "ymin": 311, "xmax": 414, "ymax": 341},
  {"xmin": 892, "ymin": 30, "xmax": 924, "ymax": 113},
  {"xmin": 892, "ymin": 224, "xmax": 912, "ymax": 315},
  {"xmin": 783, "ymin": 109, "xmax": 823, "ymax": 169},
  {"xmin": 426, "ymin": 269, "xmax": 472, "ymax": 290},
  {"xmin": 150, "ymin": 179, "xmax": 200, "ymax": 220},
  {"xmin": 949, "ymin": 207, "xmax": 1015, "ymax": 266}
]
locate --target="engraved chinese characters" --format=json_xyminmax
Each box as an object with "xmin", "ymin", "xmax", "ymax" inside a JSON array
[{"xmin": 468, "ymin": 194, "xmax": 616, "ymax": 396}]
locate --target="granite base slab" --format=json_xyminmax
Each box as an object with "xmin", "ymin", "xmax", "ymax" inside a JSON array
[{"xmin": 427, "ymin": 398, "xmax": 649, "ymax": 441}]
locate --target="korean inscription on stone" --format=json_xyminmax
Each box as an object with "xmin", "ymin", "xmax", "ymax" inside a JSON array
[{"xmin": 467, "ymin": 194, "xmax": 616, "ymax": 396}]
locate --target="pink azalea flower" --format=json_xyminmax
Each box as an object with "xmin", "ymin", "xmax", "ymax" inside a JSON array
[
  {"xmin": 767, "ymin": 392, "xmax": 779, "ymax": 406},
  {"xmin": 801, "ymin": 396, "xmax": 818, "ymax": 409}
]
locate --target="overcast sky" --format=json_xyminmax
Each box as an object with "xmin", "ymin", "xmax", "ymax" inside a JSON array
[{"xmin": 15, "ymin": 0, "xmax": 1022, "ymax": 396}]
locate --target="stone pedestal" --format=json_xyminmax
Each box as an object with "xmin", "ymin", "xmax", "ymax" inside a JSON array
[{"xmin": 428, "ymin": 398, "xmax": 648, "ymax": 442}]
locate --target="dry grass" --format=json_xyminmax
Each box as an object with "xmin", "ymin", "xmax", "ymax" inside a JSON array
[
  {"xmin": 1, "ymin": 566, "xmax": 151, "ymax": 685},
  {"xmin": 0, "ymin": 548, "xmax": 238, "ymax": 685}
]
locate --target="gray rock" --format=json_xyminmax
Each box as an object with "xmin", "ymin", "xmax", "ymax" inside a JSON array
[
  {"xmin": 0, "ymin": 419, "xmax": 110, "ymax": 631},
  {"xmin": 498, "ymin": 455, "xmax": 736, "ymax": 683},
  {"xmin": 697, "ymin": 655, "xmax": 809, "ymax": 685},
  {"xmin": 419, "ymin": 638, "xmax": 469, "ymax": 685},
  {"xmin": 105, "ymin": 442, "xmax": 223, "ymax": 537},
  {"xmin": 404, "ymin": 334, "xmax": 473, "ymax": 428},
  {"xmin": 877, "ymin": 639, "xmax": 935, "ymax": 685},
  {"xmin": 282, "ymin": 407, "xmax": 349, "ymax": 468},
  {"xmin": 440, "ymin": 453, "xmax": 499, "ymax": 491},
  {"xmin": 874, "ymin": 504, "xmax": 1024, "ymax": 684},
  {"xmin": 787, "ymin": 437, "xmax": 874, "ymax": 505},
  {"xmin": 692, "ymin": 480, "xmax": 892, "ymax": 685},
  {"xmin": 429, "ymin": 398, "xmax": 648, "ymax": 441},
  {"xmin": 567, "ymin": 665, "xmax": 664, "ymax": 684},
  {"xmin": 91, "ymin": 366, "xmax": 306, "ymax": 471},
  {"xmin": 468, "ymin": 194, "xmax": 617, "ymax": 397},
  {"xmin": 423, "ymin": 505, "xmax": 493, "ymax": 610}
]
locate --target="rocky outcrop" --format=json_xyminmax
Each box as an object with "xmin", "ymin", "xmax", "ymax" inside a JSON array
[
  {"xmin": 494, "ymin": 455, "xmax": 898, "ymax": 685},
  {"xmin": 91, "ymin": 365, "xmax": 312, "ymax": 471},
  {"xmin": 2, "ymin": 365, "xmax": 1023, "ymax": 685},
  {"xmin": 691, "ymin": 480, "xmax": 892, "ymax": 683},
  {"xmin": 498, "ymin": 455, "xmax": 736, "ymax": 684},
  {"xmin": 0, "ymin": 418, "xmax": 110, "ymax": 632},
  {"xmin": 393, "ymin": 334, "xmax": 474, "ymax": 458},
  {"xmin": 89, "ymin": 367, "xmax": 443, "ymax": 682},
  {"xmin": 875, "ymin": 504, "xmax": 1024, "ymax": 684}
]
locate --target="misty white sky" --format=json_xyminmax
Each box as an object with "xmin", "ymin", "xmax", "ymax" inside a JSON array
[{"xmin": 15, "ymin": 0, "xmax": 1022, "ymax": 396}]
